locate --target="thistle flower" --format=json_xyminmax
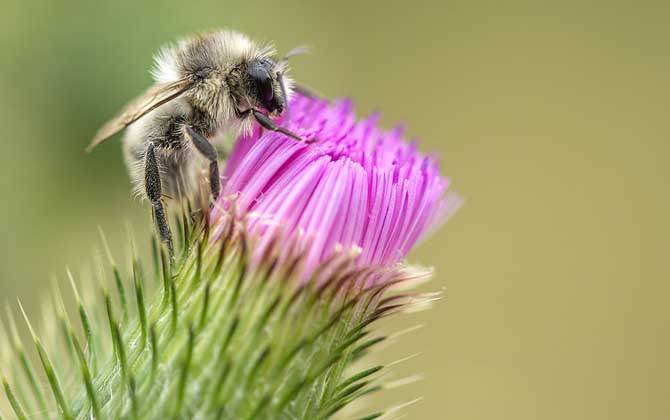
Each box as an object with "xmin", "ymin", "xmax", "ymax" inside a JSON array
[
  {"xmin": 216, "ymin": 94, "xmax": 460, "ymax": 275},
  {"xmin": 1, "ymin": 94, "xmax": 458, "ymax": 419}
]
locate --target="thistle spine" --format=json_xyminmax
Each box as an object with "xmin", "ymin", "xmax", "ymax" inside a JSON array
[{"xmin": 1, "ymin": 214, "xmax": 430, "ymax": 419}]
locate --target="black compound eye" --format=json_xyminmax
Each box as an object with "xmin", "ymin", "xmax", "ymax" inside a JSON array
[
  {"xmin": 247, "ymin": 59, "xmax": 276, "ymax": 107},
  {"xmin": 260, "ymin": 78, "xmax": 274, "ymax": 102}
]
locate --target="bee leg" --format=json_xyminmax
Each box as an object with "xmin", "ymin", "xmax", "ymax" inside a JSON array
[
  {"xmin": 185, "ymin": 126, "xmax": 220, "ymax": 201},
  {"xmin": 252, "ymin": 109, "xmax": 303, "ymax": 142},
  {"xmin": 145, "ymin": 143, "xmax": 174, "ymax": 255}
]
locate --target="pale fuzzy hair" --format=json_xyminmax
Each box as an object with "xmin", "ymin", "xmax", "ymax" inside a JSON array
[{"xmin": 151, "ymin": 30, "xmax": 277, "ymax": 84}]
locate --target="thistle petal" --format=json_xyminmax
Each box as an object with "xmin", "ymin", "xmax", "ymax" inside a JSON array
[{"xmin": 216, "ymin": 94, "xmax": 458, "ymax": 278}]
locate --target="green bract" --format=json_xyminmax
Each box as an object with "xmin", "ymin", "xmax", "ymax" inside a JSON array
[{"xmin": 1, "ymin": 210, "xmax": 433, "ymax": 419}]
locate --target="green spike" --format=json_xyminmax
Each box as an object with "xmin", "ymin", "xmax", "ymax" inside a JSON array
[
  {"xmin": 198, "ymin": 283, "xmax": 211, "ymax": 330},
  {"xmin": 181, "ymin": 205, "xmax": 190, "ymax": 245},
  {"xmin": 2, "ymin": 377, "xmax": 27, "ymax": 420},
  {"xmin": 199, "ymin": 218, "xmax": 211, "ymax": 253},
  {"xmin": 18, "ymin": 302, "xmax": 72, "ymax": 420},
  {"xmin": 112, "ymin": 322, "xmax": 128, "ymax": 380},
  {"xmin": 3, "ymin": 351, "xmax": 28, "ymax": 412},
  {"xmin": 206, "ymin": 318, "xmax": 240, "ymax": 407},
  {"xmin": 336, "ymin": 366, "xmax": 383, "ymax": 392},
  {"xmin": 313, "ymin": 298, "xmax": 361, "ymax": 342},
  {"xmin": 214, "ymin": 405, "xmax": 227, "ymax": 420},
  {"xmin": 334, "ymin": 381, "xmax": 369, "ymax": 404},
  {"xmin": 17, "ymin": 344, "xmax": 48, "ymax": 413},
  {"xmin": 128, "ymin": 375, "xmax": 139, "ymax": 420},
  {"xmin": 113, "ymin": 267, "xmax": 129, "ymax": 323},
  {"xmin": 332, "ymin": 330, "xmax": 368, "ymax": 356},
  {"xmin": 69, "ymin": 330, "xmax": 101, "ymax": 420},
  {"xmin": 304, "ymin": 352, "xmax": 348, "ymax": 413},
  {"xmin": 212, "ymin": 231, "xmax": 228, "ymax": 275},
  {"xmin": 276, "ymin": 354, "xmax": 343, "ymax": 414},
  {"xmin": 194, "ymin": 242, "xmax": 203, "ymax": 287},
  {"xmin": 353, "ymin": 413, "xmax": 383, "ymax": 420},
  {"xmin": 16, "ymin": 301, "xmax": 37, "ymax": 344},
  {"xmin": 246, "ymin": 394, "xmax": 271, "ymax": 420},
  {"xmin": 65, "ymin": 267, "xmax": 82, "ymax": 303},
  {"xmin": 216, "ymin": 317, "xmax": 239, "ymax": 366},
  {"xmin": 209, "ymin": 359, "xmax": 232, "ymax": 409},
  {"xmin": 57, "ymin": 314, "xmax": 75, "ymax": 366},
  {"xmin": 243, "ymin": 346, "xmax": 271, "ymax": 391},
  {"xmin": 174, "ymin": 326, "xmax": 195, "ymax": 416},
  {"xmin": 343, "ymin": 317, "xmax": 373, "ymax": 342},
  {"xmin": 100, "ymin": 226, "xmax": 129, "ymax": 322},
  {"xmin": 97, "ymin": 226, "xmax": 116, "ymax": 267},
  {"xmin": 319, "ymin": 400, "xmax": 348, "ymax": 419},
  {"xmin": 133, "ymin": 260, "xmax": 148, "ymax": 347},
  {"xmin": 51, "ymin": 281, "xmax": 75, "ymax": 359},
  {"xmin": 174, "ymin": 212, "xmax": 185, "ymax": 252},
  {"xmin": 255, "ymin": 296, "xmax": 281, "ymax": 334},
  {"xmin": 36, "ymin": 294, "xmax": 58, "ymax": 355},
  {"xmin": 149, "ymin": 323, "xmax": 158, "ymax": 382},
  {"xmin": 151, "ymin": 235, "xmax": 161, "ymax": 285},
  {"xmin": 355, "ymin": 384, "xmax": 383, "ymax": 399},
  {"xmin": 170, "ymin": 280, "xmax": 178, "ymax": 334},
  {"xmin": 352, "ymin": 336, "xmax": 387, "ymax": 360},
  {"xmin": 104, "ymin": 289, "xmax": 119, "ymax": 358},
  {"xmin": 274, "ymin": 378, "xmax": 307, "ymax": 414},
  {"xmin": 67, "ymin": 269, "xmax": 96, "ymax": 372},
  {"xmin": 5, "ymin": 308, "xmax": 49, "ymax": 413},
  {"xmin": 160, "ymin": 248, "xmax": 171, "ymax": 308},
  {"xmin": 276, "ymin": 338, "xmax": 308, "ymax": 371},
  {"xmin": 229, "ymin": 265, "xmax": 246, "ymax": 307}
]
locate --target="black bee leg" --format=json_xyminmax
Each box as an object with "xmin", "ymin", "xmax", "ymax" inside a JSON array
[
  {"xmin": 185, "ymin": 126, "xmax": 220, "ymax": 201},
  {"xmin": 252, "ymin": 109, "xmax": 303, "ymax": 141},
  {"xmin": 145, "ymin": 143, "xmax": 173, "ymax": 255}
]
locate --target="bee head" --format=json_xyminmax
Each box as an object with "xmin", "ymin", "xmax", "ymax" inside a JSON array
[{"xmin": 246, "ymin": 58, "xmax": 285, "ymax": 116}]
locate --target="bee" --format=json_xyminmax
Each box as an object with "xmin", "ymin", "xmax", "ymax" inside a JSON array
[{"xmin": 88, "ymin": 29, "xmax": 307, "ymax": 253}]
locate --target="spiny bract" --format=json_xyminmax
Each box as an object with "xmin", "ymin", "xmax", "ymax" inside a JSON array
[{"xmin": 1, "ymin": 212, "xmax": 434, "ymax": 419}]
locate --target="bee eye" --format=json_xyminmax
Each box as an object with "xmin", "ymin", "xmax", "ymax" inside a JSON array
[
  {"xmin": 260, "ymin": 79, "xmax": 274, "ymax": 102},
  {"xmin": 247, "ymin": 60, "xmax": 276, "ymax": 103}
]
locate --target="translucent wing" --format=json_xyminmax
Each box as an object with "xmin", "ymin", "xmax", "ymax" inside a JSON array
[{"xmin": 87, "ymin": 78, "xmax": 192, "ymax": 152}]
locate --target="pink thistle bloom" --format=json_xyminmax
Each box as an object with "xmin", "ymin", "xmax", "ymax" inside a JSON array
[{"xmin": 214, "ymin": 94, "xmax": 460, "ymax": 275}]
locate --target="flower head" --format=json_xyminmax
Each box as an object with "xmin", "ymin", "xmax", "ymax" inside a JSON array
[
  {"xmin": 215, "ymin": 94, "xmax": 460, "ymax": 275},
  {"xmin": 2, "ymin": 95, "xmax": 459, "ymax": 420}
]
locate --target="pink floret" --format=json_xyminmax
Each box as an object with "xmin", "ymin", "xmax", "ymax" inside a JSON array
[{"xmin": 214, "ymin": 94, "xmax": 459, "ymax": 276}]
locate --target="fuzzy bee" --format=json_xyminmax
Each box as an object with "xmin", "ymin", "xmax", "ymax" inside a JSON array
[{"xmin": 88, "ymin": 29, "xmax": 307, "ymax": 253}]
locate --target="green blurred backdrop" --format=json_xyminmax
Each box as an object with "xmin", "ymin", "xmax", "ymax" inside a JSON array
[{"xmin": 1, "ymin": 0, "xmax": 668, "ymax": 419}]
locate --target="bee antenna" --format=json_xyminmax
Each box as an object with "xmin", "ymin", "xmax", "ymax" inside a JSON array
[
  {"xmin": 277, "ymin": 46, "xmax": 311, "ymax": 121},
  {"xmin": 279, "ymin": 46, "xmax": 311, "ymax": 64},
  {"xmin": 277, "ymin": 72, "xmax": 291, "ymax": 121}
]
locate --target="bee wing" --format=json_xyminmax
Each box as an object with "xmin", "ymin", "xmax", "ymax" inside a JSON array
[{"xmin": 87, "ymin": 78, "xmax": 192, "ymax": 152}]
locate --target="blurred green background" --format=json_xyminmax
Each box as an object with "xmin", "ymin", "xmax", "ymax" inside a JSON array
[{"xmin": 1, "ymin": 0, "xmax": 668, "ymax": 419}]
